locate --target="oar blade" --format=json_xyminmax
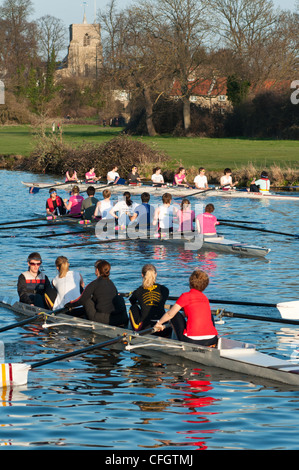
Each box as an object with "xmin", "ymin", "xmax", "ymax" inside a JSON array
[
  {"xmin": 277, "ymin": 301, "xmax": 299, "ymax": 320},
  {"xmin": 0, "ymin": 363, "xmax": 30, "ymax": 388}
]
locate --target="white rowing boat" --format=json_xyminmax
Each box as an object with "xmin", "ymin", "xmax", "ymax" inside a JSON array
[
  {"xmin": 1, "ymin": 297, "xmax": 299, "ymax": 387},
  {"xmin": 21, "ymin": 181, "xmax": 299, "ymax": 202},
  {"xmin": 44, "ymin": 217, "xmax": 271, "ymax": 257}
]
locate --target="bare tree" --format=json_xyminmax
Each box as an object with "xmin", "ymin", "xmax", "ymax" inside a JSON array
[
  {"xmin": 36, "ymin": 15, "xmax": 67, "ymax": 62},
  {"xmin": 0, "ymin": 0, "xmax": 39, "ymax": 77}
]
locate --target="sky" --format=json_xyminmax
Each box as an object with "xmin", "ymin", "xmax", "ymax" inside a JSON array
[{"xmin": 29, "ymin": 0, "xmax": 297, "ymax": 27}]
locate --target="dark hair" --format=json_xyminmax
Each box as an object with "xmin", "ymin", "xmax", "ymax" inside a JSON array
[
  {"xmin": 123, "ymin": 191, "xmax": 132, "ymax": 207},
  {"xmin": 87, "ymin": 186, "xmax": 96, "ymax": 196},
  {"xmin": 96, "ymin": 260, "xmax": 111, "ymax": 278},
  {"xmin": 224, "ymin": 168, "xmax": 231, "ymax": 174},
  {"xmin": 205, "ymin": 203, "xmax": 215, "ymax": 213},
  {"xmin": 181, "ymin": 198, "xmax": 190, "ymax": 210},
  {"xmin": 261, "ymin": 171, "xmax": 268, "ymax": 178},
  {"xmin": 162, "ymin": 193, "xmax": 172, "ymax": 204},
  {"xmin": 27, "ymin": 252, "xmax": 42, "ymax": 262},
  {"xmin": 141, "ymin": 192, "xmax": 150, "ymax": 203},
  {"xmin": 189, "ymin": 270, "xmax": 209, "ymax": 291}
]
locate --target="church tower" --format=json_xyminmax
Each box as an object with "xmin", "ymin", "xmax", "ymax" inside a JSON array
[{"xmin": 58, "ymin": 13, "xmax": 102, "ymax": 78}]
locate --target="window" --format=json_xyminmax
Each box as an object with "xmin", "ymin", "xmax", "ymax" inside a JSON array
[{"xmin": 84, "ymin": 34, "xmax": 90, "ymax": 47}]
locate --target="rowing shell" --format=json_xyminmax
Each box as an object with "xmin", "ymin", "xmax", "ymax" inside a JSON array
[
  {"xmin": 44, "ymin": 217, "xmax": 271, "ymax": 257},
  {"xmin": 21, "ymin": 181, "xmax": 299, "ymax": 202},
  {"xmin": 1, "ymin": 297, "xmax": 299, "ymax": 387}
]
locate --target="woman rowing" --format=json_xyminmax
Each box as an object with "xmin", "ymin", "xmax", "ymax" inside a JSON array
[
  {"xmin": 220, "ymin": 168, "xmax": 238, "ymax": 190},
  {"xmin": 109, "ymin": 191, "xmax": 138, "ymax": 228},
  {"xmin": 196, "ymin": 203, "xmax": 219, "ymax": 237},
  {"xmin": 17, "ymin": 252, "xmax": 51, "ymax": 308},
  {"xmin": 65, "ymin": 169, "xmax": 78, "ymax": 183},
  {"xmin": 177, "ymin": 198, "xmax": 195, "ymax": 234},
  {"xmin": 51, "ymin": 256, "xmax": 84, "ymax": 310},
  {"xmin": 154, "ymin": 270, "xmax": 218, "ymax": 347},
  {"xmin": 64, "ymin": 185, "xmax": 84, "ymax": 217},
  {"xmin": 66, "ymin": 260, "xmax": 128, "ymax": 326},
  {"xmin": 85, "ymin": 167, "xmax": 100, "ymax": 183},
  {"xmin": 129, "ymin": 264, "xmax": 169, "ymax": 332},
  {"xmin": 173, "ymin": 167, "xmax": 190, "ymax": 187}
]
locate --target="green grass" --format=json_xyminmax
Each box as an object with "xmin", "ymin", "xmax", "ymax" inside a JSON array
[{"xmin": 0, "ymin": 124, "xmax": 298, "ymax": 170}]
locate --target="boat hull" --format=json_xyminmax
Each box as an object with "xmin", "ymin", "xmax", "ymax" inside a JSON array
[
  {"xmin": 22, "ymin": 181, "xmax": 299, "ymax": 201},
  {"xmin": 1, "ymin": 297, "xmax": 299, "ymax": 386}
]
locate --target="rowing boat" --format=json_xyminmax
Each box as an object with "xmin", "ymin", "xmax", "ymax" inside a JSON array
[
  {"xmin": 21, "ymin": 181, "xmax": 299, "ymax": 202},
  {"xmin": 1, "ymin": 297, "xmax": 299, "ymax": 387},
  {"xmin": 44, "ymin": 217, "xmax": 271, "ymax": 257}
]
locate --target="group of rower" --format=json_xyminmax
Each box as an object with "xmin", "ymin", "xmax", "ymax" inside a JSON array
[
  {"xmin": 46, "ymin": 187, "xmax": 220, "ymax": 237},
  {"xmin": 17, "ymin": 253, "xmax": 218, "ymax": 347},
  {"xmin": 64, "ymin": 165, "xmax": 271, "ymax": 193}
]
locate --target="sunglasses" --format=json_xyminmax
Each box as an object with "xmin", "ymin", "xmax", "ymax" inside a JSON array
[{"xmin": 29, "ymin": 261, "xmax": 41, "ymax": 266}]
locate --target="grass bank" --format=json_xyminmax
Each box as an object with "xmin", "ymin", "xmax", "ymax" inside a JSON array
[{"xmin": 0, "ymin": 124, "xmax": 298, "ymax": 171}]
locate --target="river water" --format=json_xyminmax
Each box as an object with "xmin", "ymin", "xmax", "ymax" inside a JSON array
[{"xmin": 0, "ymin": 169, "xmax": 299, "ymax": 452}]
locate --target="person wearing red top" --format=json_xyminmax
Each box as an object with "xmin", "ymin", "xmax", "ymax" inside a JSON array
[{"xmin": 154, "ymin": 270, "xmax": 218, "ymax": 347}]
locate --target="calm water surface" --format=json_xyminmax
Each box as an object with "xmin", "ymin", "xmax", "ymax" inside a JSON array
[{"xmin": 0, "ymin": 169, "xmax": 299, "ymax": 451}]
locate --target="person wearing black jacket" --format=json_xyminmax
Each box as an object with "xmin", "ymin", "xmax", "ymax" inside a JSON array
[
  {"xmin": 129, "ymin": 264, "xmax": 169, "ymax": 332},
  {"xmin": 67, "ymin": 260, "xmax": 128, "ymax": 327},
  {"xmin": 17, "ymin": 253, "xmax": 52, "ymax": 308}
]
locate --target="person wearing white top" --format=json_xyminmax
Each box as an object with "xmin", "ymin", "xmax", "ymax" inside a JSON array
[
  {"xmin": 194, "ymin": 167, "xmax": 209, "ymax": 189},
  {"xmin": 109, "ymin": 191, "xmax": 138, "ymax": 226},
  {"xmin": 151, "ymin": 167, "xmax": 165, "ymax": 186},
  {"xmin": 107, "ymin": 166, "xmax": 120, "ymax": 184},
  {"xmin": 153, "ymin": 193, "xmax": 179, "ymax": 235},
  {"xmin": 94, "ymin": 189, "xmax": 114, "ymax": 219},
  {"xmin": 220, "ymin": 168, "xmax": 238, "ymax": 189},
  {"xmin": 52, "ymin": 256, "xmax": 84, "ymax": 310}
]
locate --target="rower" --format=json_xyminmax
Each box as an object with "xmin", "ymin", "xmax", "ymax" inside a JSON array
[
  {"xmin": 109, "ymin": 191, "xmax": 138, "ymax": 228},
  {"xmin": 220, "ymin": 168, "xmax": 238, "ymax": 189},
  {"xmin": 17, "ymin": 252, "xmax": 52, "ymax": 308},
  {"xmin": 194, "ymin": 167, "xmax": 209, "ymax": 190},
  {"xmin": 154, "ymin": 270, "xmax": 218, "ymax": 347},
  {"xmin": 151, "ymin": 167, "xmax": 166, "ymax": 187},
  {"xmin": 65, "ymin": 260, "xmax": 128, "ymax": 326},
  {"xmin": 46, "ymin": 188, "xmax": 66, "ymax": 216},
  {"xmin": 153, "ymin": 193, "xmax": 179, "ymax": 238},
  {"xmin": 65, "ymin": 169, "xmax": 78, "ymax": 182},
  {"xmin": 134, "ymin": 192, "xmax": 155, "ymax": 232},
  {"xmin": 107, "ymin": 165, "xmax": 121, "ymax": 184},
  {"xmin": 127, "ymin": 165, "xmax": 142, "ymax": 186},
  {"xmin": 94, "ymin": 189, "xmax": 114, "ymax": 220},
  {"xmin": 85, "ymin": 167, "xmax": 100, "ymax": 183},
  {"xmin": 80, "ymin": 186, "xmax": 99, "ymax": 219},
  {"xmin": 196, "ymin": 203, "xmax": 219, "ymax": 237},
  {"xmin": 250, "ymin": 171, "xmax": 270, "ymax": 193},
  {"xmin": 173, "ymin": 167, "xmax": 190, "ymax": 187},
  {"xmin": 64, "ymin": 185, "xmax": 84, "ymax": 217},
  {"xmin": 129, "ymin": 264, "xmax": 169, "ymax": 333},
  {"xmin": 177, "ymin": 198, "xmax": 195, "ymax": 234},
  {"xmin": 51, "ymin": 256, "xmax": 84, "ymax": 312}
]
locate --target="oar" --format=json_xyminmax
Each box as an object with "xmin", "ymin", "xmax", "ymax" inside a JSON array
[
  {"xmin": 56, "ymin": 237, "xmax": 133, "ymax": 249},
  {"xmin": 217, "ymin": 219, "xmax": 265, "ymax": 225},
  {"xmin": 0, "ymin": 216, "xmax": 46, "ymax": 227},
  {"xmin": 0, "ymin": 306, "xmax": 76, "ymax": 333},
  {"xmin": 219, "ymin": 222, "xmax": 299, "ymax": 238},
  {"xmin": 216, "ymin": 310, "xmax": 299, "ymax": 325},
  {"xmin": 0, "ymin": 328, "xmax": 155, "ymax": 388}
]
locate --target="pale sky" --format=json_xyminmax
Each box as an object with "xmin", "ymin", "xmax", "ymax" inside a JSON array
[{"xmin": 29, "ymin": 0, "xmax": 297, "ymax": 27}]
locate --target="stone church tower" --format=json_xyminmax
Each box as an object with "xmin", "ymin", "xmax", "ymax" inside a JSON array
[{"xmin": 58, "ymin": 14, "xmax": 102, "ymax": 78}]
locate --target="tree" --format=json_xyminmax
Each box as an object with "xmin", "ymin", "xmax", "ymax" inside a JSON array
[
  {"xmin": 0, "ymin": 0, "xmax": 39, "ymax": 77},
  {"xmin": 227, "ymin": 74, "xmax": 250, "ymax": 106},
  {"xmin": 36, "ymin": 15, "xmax": 67, "ymax": 62}
]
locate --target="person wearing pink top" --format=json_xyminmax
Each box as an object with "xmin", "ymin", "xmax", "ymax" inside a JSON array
[
  {"xmin": 85, "ymin": 167, "xmax": 100, "ymax": 183},
  {"xmin": 196, "ymin": 204, "xmax": 219, "ymax": 236},
  {"xmin": 177, "ymin": 198, "xmax": 195, "ymax": 233},
  {"xmin": 64, "ymin": 185, "xmax": 84, "ymax": 217},
  {"xmin": 173, "ymin": 167, "xmax": 190, "ymax": 187}
]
